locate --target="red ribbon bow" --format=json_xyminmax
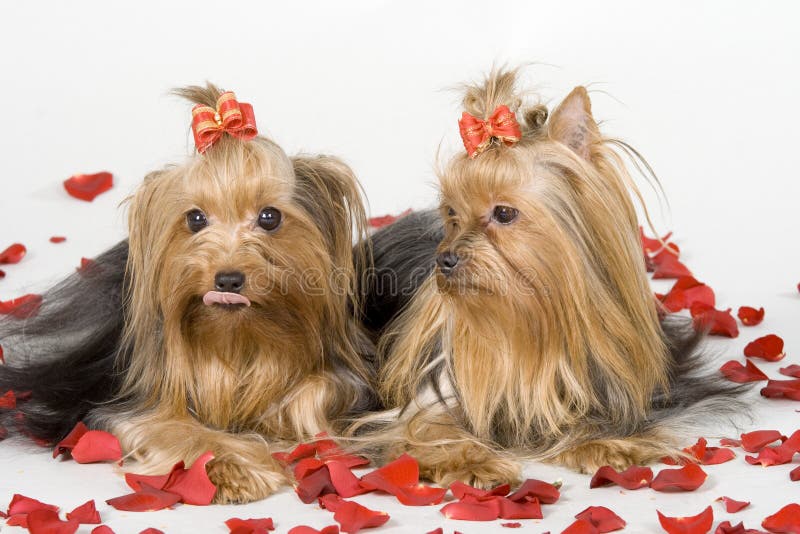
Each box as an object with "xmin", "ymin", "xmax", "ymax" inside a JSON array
[
  {"xmin": 191, "ymin": 92, "xmax": 258, "ymax": 154},
  {"xmin": 458, "ymin": 105, "xmax": 521, "ymax": 158}
]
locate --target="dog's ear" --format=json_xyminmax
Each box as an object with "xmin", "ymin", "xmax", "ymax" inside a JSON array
[
  {"xmin": 548, "ymin": 87, "xmax": 601, "ymax": 161},
  {"xmin": 291, "ymin": 155, "xmax": 369, "ymax": 275}
]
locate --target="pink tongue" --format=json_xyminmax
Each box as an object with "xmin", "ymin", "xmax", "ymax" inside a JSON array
[{"xmin": 202, "ymin": 291, "xmax": 251, "ymax": 307}]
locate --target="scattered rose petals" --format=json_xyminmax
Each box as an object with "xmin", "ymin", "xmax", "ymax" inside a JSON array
[
  {"xmin": 326, "ymin": 461, "xmax": 370, "ymax": 499},
  {"xmin": 0, "ymin": 293, "xmax": 43, "ymax": 319},
  {"xmin": 63, "ymin": 172, "xmax": 114, "ymax": 202},
  {"xmin": 26, "ymin": 509, "xmax": 79, "ymax": 534},
  {"xmin": 741, "ymin": 430, "xmax": 786, "ymax": 453},
  {"xmin": 589, "ymin": 465, "xmax": 653, "ymax": 490},
  {"xmin": 738, "ymin": 307, "xmax": 765, "ymax": 326},
  {"xmin": 5, "ymin": 494, "xmax": 60, "ymax": 528},
  {"xmin": 762, "ymin": 503, "xmax": 800, "ymax": 533},
  {"xmin": 66, "ymin": 500, "xmax": 101, "ymax": 524},
  {"xmin": 575, "ymin": 506, "xmax": 626, "ymax": 532},
  {"xmin": 0, "ymin": 390, "xmax": 16, "ymax": 409},
  {"xmin": 690, "ymin": 304, "xmax": 739, "ymax": 337},
  {"xmin": 657, "ymin": 506, "xmax": 713, "ymax": 534},
  {"xmin": 507, "ymin": 479, "xmax": 561, "ymax": 504},
  {"xmin": 715, "ymin": 522, "xmax": 767, "ymax": 534},
  {"xmin": 368, "ymin": 209, "xmax": 412, "ymax": 229},
  {"xmin": 496, "ymin": 497, "xmax": 542, "ymax": 520},
  {"xmin": 744, "ymin": 335, "xmax": 786, "ymax": 362},
  {"xmin": 720, "ymin": 360, "xmax": 769, "ymax": 383},
  {"xmin": 360, "ymin": 453, "xmax": 446, "ymax": 505},
  {"xmin": 288, "ymin": 527, "xmax": 339, "ymax": 534},
  {"xmin": 744, "ymin": 430, "xmax": 800, "ymax": 466},
  {"xmin": 501, "ymin": 522, "xmax": 522, "ymax": 528},
  {"xmin": 124, "ymin": 472, "xmax": 171, "ymax": 492},
  {"xmin": 562, "ymin": 519, "xmax": 600, "ymax": 534},
  {"xmin": 790, "ymin": 465, "xmax": 800, "ymax": 481},
  {"xmin": 450, "ymin": 481, "xmax": 510, "ymax": 500},
  {"xmin": 53, "ymin": 422, "xmax": 89, "ymax": 458},
  {"xmin": 780, "ymin": 365, "xmax": 800, "ymax": 378},
  {"xmin": 70, "ymin": 430, "xmax": 122, "ymax": 464},
  {"xmin": 139, "ymin": 530, "xmax": 164, "ymax": 534},
  {"xmin": 106, "ymin": 483, "xmax": 181, "ymax": 512},
  {"xmin": 225, "ymin": 517, "xmax": 275, "ymax": 532},
  {"xmin": 332, "ymin": 500, "xmax": 389, "ymax": 533},
  {"xmin": 49, "ymin": 236, "xmax": 67, "ymax": 244},
  {"xmin": 296, "ymin": 464, "xmax": 338, "ymax": 503},
  {"xmin": 667, "ymin": 437, "xmax": 736, "ymax": 465},
  {"xmin": 650, "ymin": 463, "xmax": 707, "ymax": 492},
  {"xmin": 91, "ymin": 526, "xmax": 116, "ymax": 534},
  {"xmin": 716, "ymin": 497, "xmax": 750, "ymax": 513},
  {"xmin": 0, "ymin": 243, "xmax": 27, "ymax": 264},
  {"xmin": 761, "ymin": 380, "xmax": 800, "ymax": 401},
  {"xmin": 161, "ymin": 451, "xmax": 217, "ymax": 505},
  {"xmin": 440, "ymin": 497, "xmax": 501, "ymax": 521}
]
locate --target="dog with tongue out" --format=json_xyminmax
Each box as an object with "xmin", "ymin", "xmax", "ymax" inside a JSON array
[{"xmin": 0, "ymin": 84, "xmax": 374, "ymax": 504}]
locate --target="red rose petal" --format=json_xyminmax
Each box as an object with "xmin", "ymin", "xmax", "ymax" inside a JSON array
[
  {"xmin": 716, "ymin": 497, "xmax": 750, "ymax": 513},
  {"xmin": 0, "ymin": 390, "xmax": 16, "ymax": 409},
  {"xmin": 49, "ymin": 236, "xmax": 67, "ymax": 244},
  {"xmin": 139, "ymin": 530, "xmax": 164, "ymax": 534},
  {"xmin": 295, "ymin": 457, "xmax": 326, "ymax": 480},
  {"xmin": 0, "ymin": 293, "xmax": 43, "ymax": 319},
  {"xmin": 162, "ymin": 451, "xmax": 217, "ymax": 505},
  {"xmin": 744, "ymin": 335, "xmax": 786, "ymax": 362},
  {"xmin": 741, "ymin": 430, "xmax": 787, "ymax": 453},
  {"xmin": 450, "ymin": 481, "xmax": 510, "ymax": 500},
  {"xmin": 562, "ymin": 519, "xmax": 600, "ymax": 534},
  {"xmin": 332, "ymin": 500, "xmax": 389, "ymax": 533},
  {"xmin": 360, "ymin": 454, "xmax": 446, "ymax": 506},
  {"xmin": 652, "ymin": 253, "xmax": 693, "ymax": 279},
  {"xmin": 296, "ymin": 465, "xmax": 337, "ymax": 503},
  {"xmin": 7, "ymin": 493, "xmax": 60, "ymax": 516},
  {"xmin": 780, "ymin": 365, "xmax": 800, "ymax": 378},
  {"xmin": 326, "ymin": 461, "xmax": 370, "ymax": 498},
  {"xmin": 288, "ymin": 527, "xmax": 339, "ymax": 534},
  {"xmin": 690, "ymin": 304, "xmax": 739, "ymax": 338},
  {"xmin": 63, "ymin": 172, "xmax": 114, "ymax": 202},
  {"xmin": 105, "ymin": 483, "xmax": 181, "ymax": 512},
  {"xmin": 0, "ymin": 243, "xmax": 27, "ymax": 264},
  {"xmin": 368, "ymin": 209, "xmax": 412, "ymax": 229},
  {"xmin": 738, "ymin": 307, "xmax": 765, "ymax": 326},
  {"xmin": 660, "ymin": 277, "xmax": 716, "ymax": 313},
  {"xmin": 425, "ymin": 529, "xmax": 443, "ymax": 534},
  {"xmin": 497, "ymin": 496, "xmax": 542, "ymax": 520},
  {"xmin": 575, "ymin": 506, "xmax": 626, "ymax": 532},
  {"xmin": 650, "ymin": 463, "xmax": 707, "ymax": 492},
  {"xmin": 720, "ymin": 360, "xmax": 769, "ymax": 383},
  {"xmin": 640, "ymin": 227, "xmax": 678, "ymax": 256},
  {"xmin": 440, "ymin": 496, "xmax": 501, "ymax": 521},
  {"xmin": 71, "ymin": 430, "xmax": 122, "ymax": 463},
  {"xmin": 225, "ymin": 517, "xmax": 275, "ymax": 532},
  {"xmin": 124, "ymin": 471, "xmax": 171, "ymax": 492},
  {"xmin": 319, "ymin": 494, "xmax": 345, "ymax": 512},
  {"xmin": 0, "ymin": 269, "xmax": 5, "ymax": 278},
  {"xmin": 501, "ymin": 523, "xmax": 522, "ymax": 528},
  {"xmin": 761, "ymin": 380, "xmax": 800, "ymax": 401},
  {"xmin": 790, "ymin": 465, "xmax": 800, "ymax": 481},
  {"xmin": 657, "ymin": 506, "xmax": 713, "ymax": 534},
  {"xmin": 590, "ymin": 465, "xmax": 653, "ymax": 490},
  {"xmin": 26, "ymin": 509, "xmax": 79, "ymax": 534},
  {"xmin": 53, "ymin": 422, "xmax": 89, "ymax": 458},
  {"xmin": 720, "ymin": 438, "xmax": 742, "ymax": 448},
  {"xmin": 762, "ymin": 503, "xmax": 800, "ymax": 533},
  {"xmin": 715, "ymin": 521, "xmax": 768, "ymax": 534},
  {"xmin": 66, "ymin": 500, "xmax": 101, "ymax": 524},
  {"xmin": 507, "ymin": 479, "xmax": 561, "ymax": 504},
  {"xmin": 91, "ymin": 526, "xmax": 116, "ymax": 534}
]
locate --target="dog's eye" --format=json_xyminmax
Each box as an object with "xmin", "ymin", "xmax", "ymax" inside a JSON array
[
  {"xmin": 258, "ymin": 207, "xmax": 282, "ymax": 232},
  {"xmin": 492, "ymin": 205, "xmax": 519, "ymax": 225},
  {"xmin": 186, "ymin": 209, "xmax": 208, "ymax": 232}
]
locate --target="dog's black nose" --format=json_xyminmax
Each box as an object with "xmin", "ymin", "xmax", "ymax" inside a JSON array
[
  {"xmin": 214, "ymin": 271, "xmax": 245, "ymax": 293},
  {"xmin": 436, "ymin": 251, "xmax": 460, "ymax": 275}
]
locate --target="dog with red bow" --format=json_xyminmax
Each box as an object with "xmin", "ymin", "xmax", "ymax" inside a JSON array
[
  {"xmin": 0, "ymin": 84, "xmax": 375, "ymax": 503},
  {"xmin": 359, "ymin": 68, "xmax": 744, "ymax": 487}
]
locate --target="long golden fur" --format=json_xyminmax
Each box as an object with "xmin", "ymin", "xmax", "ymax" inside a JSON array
[
  {"xmin": 72, "ymin": 84, "xmax": 373, "ymax": 502},
  {"xmin": 359, "ymin": 68, "xmax": 742, "ymax": 488}
]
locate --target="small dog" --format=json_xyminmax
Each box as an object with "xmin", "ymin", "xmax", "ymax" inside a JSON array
[
  {"xmin": 360, "ymin": 68, "xmax": 743, "ymax": 487},
  {"xmin": 0, "ymin": 84, "xmax": 374, "ymax": 503}
]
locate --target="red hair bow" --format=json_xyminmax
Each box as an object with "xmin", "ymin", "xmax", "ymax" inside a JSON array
[
  {"xmin": 458, "ymin": 105, "xmax": 521, "ymax": 158},
  {"xmin": 191, "ymin": 92, "xmax": 258, "ymax": 154}
]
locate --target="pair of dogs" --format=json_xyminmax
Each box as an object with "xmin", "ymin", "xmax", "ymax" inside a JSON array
[{"xmin": 0, "ymin": 69, "xmax": 741, "ymax": 504}]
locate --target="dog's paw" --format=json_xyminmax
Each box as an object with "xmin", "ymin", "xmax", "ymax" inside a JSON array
[
  {"xmin": 553, "ymin": 438, "xmax": 667, "ymax": 474},
  {"xmin": 207, "ymin": 455, "xmax": 288, "ymax": 504},
  {"xmin": 415, "ymin": 443, "xmax": 522, "ymax": 490}
]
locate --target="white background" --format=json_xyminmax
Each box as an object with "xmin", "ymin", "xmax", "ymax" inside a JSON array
[{"xmin": 0, "ymin": 1, "xmax": 798, "ymax": 533}]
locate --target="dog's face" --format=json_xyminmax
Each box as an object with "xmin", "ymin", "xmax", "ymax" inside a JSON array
[{"xmin": 126, "ymin": 138, "xmax": 336, "ymax": 347}]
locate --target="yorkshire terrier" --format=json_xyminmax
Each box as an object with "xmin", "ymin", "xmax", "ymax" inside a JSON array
[
  {"xmin": 0, "ymin": 84, "xmax": 375, "ymax": 503},
  {"xmin": 359, "ymin": 68, "xmax": 744, "ymax": 488}
]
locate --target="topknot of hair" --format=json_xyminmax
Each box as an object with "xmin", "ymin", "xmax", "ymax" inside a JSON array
[{"xmin": 172, "ymin": 82, "xmax": 226, "ymax": 108}]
